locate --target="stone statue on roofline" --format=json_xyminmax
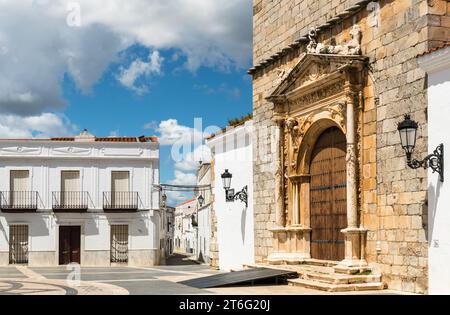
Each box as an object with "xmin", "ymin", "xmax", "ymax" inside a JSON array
[{"xmin": 306, "ymin": 24, "xmax": 362, "ymax": 55}]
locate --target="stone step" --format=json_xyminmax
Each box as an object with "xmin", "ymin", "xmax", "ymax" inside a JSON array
[
  {"xmin": 303, "ymin": 259, "xmax": 339, "ymax": 267},
  {"xmin": 288, "ymin": 278, "xmax": 386, "ymax": 292},
  {"xmin": 296, "ymin": 268, "xmax": 381, "ymax": 285}
]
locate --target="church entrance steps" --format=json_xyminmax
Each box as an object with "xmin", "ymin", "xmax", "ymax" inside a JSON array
[
  {"xmin": 244, "ymin": 262, "xmax": 386, "ymax": 292},
  {"xmin": 287, "ymin": 278, "xmax": 385, "ymax": 292}
]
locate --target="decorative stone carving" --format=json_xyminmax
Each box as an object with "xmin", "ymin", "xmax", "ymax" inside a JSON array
[
  {"xmin": 306, "ymin": 28, "xmax": 318, "ymax": 53},
  {"xmin": 52, "ymin": 147, "xmax": 92, "ymax": 155},
  {"xmin": 0, "ymin": 146, "xmax": 43, "ymax": 155},
  {"xmin": 327, "ymin": 101, "xmax": 347, "ymax": 132},
  {"xmin": 290, "ymin": 80, "xmax": 345, "ymax": 108},
  {"xmin": 306, "ymin": 25, "xmax": 362, "ymax": 55},
  {"xmin": 295, "ymin": 63, "xmax": 329, "ymax": 89},
  {"xmin": 276, "ymin": 68, "xmax": 292, "ymax": 85}
]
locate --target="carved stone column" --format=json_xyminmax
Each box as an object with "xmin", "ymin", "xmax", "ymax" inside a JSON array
[
  {"xmin": 346, "ymin": 98, "xmax": 358, "ymax": 229},
  {"xmin": 336, "ymin": 92, "xmax": 368, "ymax": 274},
  {"xmin": 273, "ymin": 114, "xmax": 286, "ymax": 228}
]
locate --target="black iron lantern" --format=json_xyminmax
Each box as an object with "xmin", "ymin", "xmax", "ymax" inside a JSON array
[
  {"xmin": 161, "ymin": 193, "xmax": 167, "ymax": 207},
  {"xmin": 197, "ymin": 194, "xmax": 204, "ymax": 207},
  {"xmin": 398, "ymin": 114, "xmax": 418, "ymax": 155},
  {"xmin": 398, "ymin": 114, "xmax": 444, "ymax": 182},
  {"xmin": 220, "ymin": 169, "xmax": 248, "ymax": 207},
  {"xmin": 221, "ymin": 169, "xmax": 232, "ymax": 190}
]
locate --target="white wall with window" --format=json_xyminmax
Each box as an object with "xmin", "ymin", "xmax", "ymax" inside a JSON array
[
  {"xmin": 0, "ymin": 131, "xmax": 161, "ymax": 266},
  {"xmin": 419, "ymin": 45, "xmax": 450, "ymax": 294},
  {"xmin": 207, "ymin": 120, "xmax": 254, "ymax": 271}
]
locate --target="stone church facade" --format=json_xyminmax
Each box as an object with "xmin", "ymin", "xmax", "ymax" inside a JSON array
[{"xmin": 249, "ymin": 0, "xmax": 450, "ymax": 294}]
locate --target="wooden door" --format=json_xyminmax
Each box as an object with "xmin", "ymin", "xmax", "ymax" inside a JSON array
[
  {"xmin": 59, "ymin": 226, "xmax": 81, "ymax": 265},
  {"xmin": 310, "ymin": 127, "xmax": 347, "ymax": 261}
]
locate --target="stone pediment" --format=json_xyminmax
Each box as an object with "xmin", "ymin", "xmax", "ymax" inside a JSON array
[{"xmin": 268, "ymin": 53, "xmax": 367, "ymax": 104}]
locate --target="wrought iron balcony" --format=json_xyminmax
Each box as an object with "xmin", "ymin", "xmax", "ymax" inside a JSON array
[
  {"xmin": 103, "ymin": 192, "xmax": 139, "ymax": 211},
  {"xmin": 0, "ymin": 191, "xmax": 38, "ymax": 212},
  {"xmin": 52, "ymin": 191, "xmax": 89, "ymax": 212}
]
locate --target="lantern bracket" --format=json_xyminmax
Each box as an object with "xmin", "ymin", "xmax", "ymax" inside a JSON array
[
  {"xmin": 225, "ymin": 186, "xmax": 248, "ymax": 207},
  {"xmin": 407, "ymin": 143, "xmax": 444, "ymax": 182}
]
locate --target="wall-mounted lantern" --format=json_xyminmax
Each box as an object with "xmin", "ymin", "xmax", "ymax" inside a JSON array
[
  {"xmin": 398, "ymin": 114, "xmax": 444, "ymax": 182},
  {"xmin": 221, "ymin": 169, "xmax": 248, "ymax": 207},
  {"xmin": 161, "ymin": 193, "xmax": 167, "ymax": 207},
  {"xmin": 197, "ymin": 194, "xmax": 204, "ymax": 207}
]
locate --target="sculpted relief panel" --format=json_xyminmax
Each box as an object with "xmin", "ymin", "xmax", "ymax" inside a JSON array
[
  {"xmin": 285, "ymin": 101, "xmax": 347, "ymax": 172},
  {"xmin": 0, "ymin": 146, "xmax": 42, "ymax": 155}
]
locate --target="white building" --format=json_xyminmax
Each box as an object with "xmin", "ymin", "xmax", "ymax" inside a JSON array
[
  {"xmin": 418, "ymin": 43, "xmax": 450, "ymax": 294},
  {"xmin": 195, "ymin": 163, "xmax": 211, "ymax": 264},
  {"xmin": 160, "ymin": 205, "xmax": 175, "ymax": 261},
  {"xmin": 174, "ymin": 198, "xmax": 197, "ymax": 255},
  {"xmin": 0, "ymin": 130, "xmax": 161, "ymax": 267},
  {"xmin": 207, "ymin": 119, "xmax": 254, "ymax": 271}
]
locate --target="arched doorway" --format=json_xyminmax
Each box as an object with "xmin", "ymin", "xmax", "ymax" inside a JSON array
[{"xmin": 309, "ymin": 127, "xmax": 347, "ymax": 261}]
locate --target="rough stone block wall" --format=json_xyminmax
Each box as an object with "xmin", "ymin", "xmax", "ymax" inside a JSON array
[
  {"xmin": 252, "ymin": 0, "xmax": 450, "ymax": 293},
  {"xmin": 209, "ymin": 157, "xmax": 220, "ymax": 269},
  {"xmin": 254, "ymin": 0, "xmax": 357, "ymax": 64}
]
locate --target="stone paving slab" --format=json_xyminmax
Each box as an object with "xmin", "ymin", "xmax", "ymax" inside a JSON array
[
  {"xmin": 105, "ymin": 280, "xmax": 209, "ymax": 295},
  {"xmin": 43, "ymin": 272, "xmax": 157, "ymax": 281},
  {"xmin": 0, "ymin": 278, "xmax": 128, "ymax": 295}
]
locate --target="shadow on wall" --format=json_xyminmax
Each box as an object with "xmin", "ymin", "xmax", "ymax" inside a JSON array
[
  {"xmin": 428, "ymin": 180, "xmax": 442, "ymax": 245},
  {"xmin": 0, "ymin": 221, "xmax": 7, "ymax": 246},
  {"xmin": 4, "ymin": 215, "xmax": 51, "ymax": 238},
  {"xmin": 241, "ymin": 206, "xmax": 247, "ymax": 244}
]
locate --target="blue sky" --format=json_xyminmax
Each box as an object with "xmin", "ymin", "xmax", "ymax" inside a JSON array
[
  {"xmin": 0, "ymin": 1, "xmax": 253, "ymax": 205},
  {"xmin": 63, "ymin": 46, "xmax": 252, "ymax": 186}
]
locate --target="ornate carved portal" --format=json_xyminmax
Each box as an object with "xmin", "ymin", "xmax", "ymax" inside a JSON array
[{"xmin": 267, "ymin": 53, "xmax": 368, "ymax": 271}]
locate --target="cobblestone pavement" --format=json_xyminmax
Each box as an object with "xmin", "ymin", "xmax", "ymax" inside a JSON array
[{"xmin": 0, "ymin": 255, "xmax": 401, "ymax": 295}]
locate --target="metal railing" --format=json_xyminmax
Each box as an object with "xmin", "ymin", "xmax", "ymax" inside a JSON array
[
  {"xmin": 52, "ymin": 191, "xmax": 89, "ymax": 211},
  {"xmin": 103, "ymin": 191, "xmax": 139, "ymax": 210},
  {"xmin": 0, "ymin": 191, "xmax": 38, "ymax": 211},
  {"xmin": 9, "ymin": 225, "xmax": 28, "ymax": 264}
]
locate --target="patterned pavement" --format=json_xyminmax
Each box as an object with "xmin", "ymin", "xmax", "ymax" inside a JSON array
[{"xmin": 0, "ymin": 255, "xmax": 400, "ymax": 295}]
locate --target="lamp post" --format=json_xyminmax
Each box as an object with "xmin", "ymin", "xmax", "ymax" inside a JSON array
[
  {"xmin": 398, "ymin": 114, "xmax": 444, "ymax": 182},
  {"xmin": 220, "ymin": 169, "xmax": 248, "ymax": 207}
]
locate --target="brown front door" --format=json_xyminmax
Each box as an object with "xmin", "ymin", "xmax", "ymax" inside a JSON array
[
  {"xmin": 310, "ymin": 127, "xmax": 347, "ymax": 261},
  {"xmin": 59, "ymin": 226, "xmax": 81, "ymax": 265}
]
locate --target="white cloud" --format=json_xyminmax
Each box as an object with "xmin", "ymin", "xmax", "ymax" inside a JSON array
[
  {"xmin": 0, "ymin": 0, "xmax": 252, "ymax": 117},
  {"xmin": 169, "ymin": 170, "xmax": 197, "ymax": 186},
  {"xmin": 174, "ymin": 145, "xmax": 212, "ymax": 172},
  {"xmin": 151, "ymin": 119, "xmax": 214, "ymax": 205},
  {"xmin": 0, "ymin": 113, "xmax": 77, "ymax": 138},
  {"xmin": 117, "ymin": 51, "xmax": 163, "ymax": 95},
  {"xmin": 0, "ymin": 1, "xmax": 128, "ymax": 115},
  {"xmin": 151, "ymin": 119, "xmax": 204, "ymax": 146},
  {"xmin": 77, "ymin": 0, "xmax": 252, "ymax": 71},
  {"xmin": 165, "ymin": 190, "xmax": 191, "ymax": 205}
]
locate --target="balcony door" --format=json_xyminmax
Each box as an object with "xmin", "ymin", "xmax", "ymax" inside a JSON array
[
  {"xmin": 111, "ymin": 171, "xmax": 130, "ymax": 207},
  {"xmin": 61, "ymin": 171, "xmax": 80, "ymax": 208},
  {"xmin": 10, "ymin": 170, "xmax": 30, "ymax": 208}
]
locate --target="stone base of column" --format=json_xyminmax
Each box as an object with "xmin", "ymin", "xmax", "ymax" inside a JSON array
[
  {"xmin": 334, "ymin": 226, "xmax": 369, "ymax": 274},
  {"xmin": 265, "ymin": 252, "xmax": 310, "ymax": 265},
  {"xmin": 266, "ymin": 225, "xmax": 311, "ymax": 265}
]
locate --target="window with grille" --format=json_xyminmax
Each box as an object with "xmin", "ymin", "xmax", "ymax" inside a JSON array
[
  {"xmin": 110, "ymin": 225, "xmax": 128, "ymax": 263},
  {"xmin": 9, "ymin": 225, "xmax": 28, "ymax": 264}
]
